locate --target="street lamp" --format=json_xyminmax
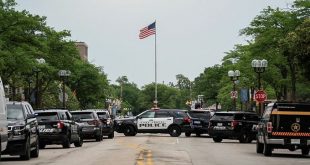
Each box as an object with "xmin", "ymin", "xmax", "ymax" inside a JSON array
[
  {"xmin": 228, "ymin": 70, "xmax": 240, "ymax": 111},
  {"xmin": 34, "ymin": 58, "xmax": 45, "ymax": 109},
  {"xmin": 58, "ymin": 70, "xmax": 71, "ymax": 109},
  {"xmin": 251, "ymin": 59, "xmax": 268, "ymax": 90},
  {"xmin": 251, "ymin": 59, "xmax": 268, "ymax": 114}
]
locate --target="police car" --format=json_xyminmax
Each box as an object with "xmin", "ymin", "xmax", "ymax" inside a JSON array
[{"xmin": 114, "ymin": 109, "xmax": 192, "ymax": 137}]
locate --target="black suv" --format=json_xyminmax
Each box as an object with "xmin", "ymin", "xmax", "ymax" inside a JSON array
[
  {"xmin": 3, "ymin": 101, "xmax": 39, "ymax": 160},
  {"xmin": 35, "ymin": 109, "xmax": 83, "ymax": 148},
  {"xmin": 208, "ymin": 111, "xmax": 259, "ymax": 143},
  {"xmin": 256, "ymin": 102, "xmax": 310, "ymax": 156},
  {"xmin": 71, "ymin": 110, "xmax": 103, "ymax": 141},
  {"xmin": 114, "ymin": 109, "xmax": 192, "ymax": 137},
  {"xmin": 185, "ymin": 110, "xmax": 212, "ymax": 137},
  {"xmin": 94, "ymin": 110, "xmax": 114, "ymax": 139}
]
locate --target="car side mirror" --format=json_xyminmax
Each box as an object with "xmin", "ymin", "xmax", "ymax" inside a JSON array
[{"xmin": 27, "ymin": 114, "xmax": 36, "ymax": 119}]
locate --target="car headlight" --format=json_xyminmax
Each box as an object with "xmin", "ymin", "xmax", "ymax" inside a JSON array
[{"xmin": 13, "ymin": 126, "xmax": 25, "ymax": 135}]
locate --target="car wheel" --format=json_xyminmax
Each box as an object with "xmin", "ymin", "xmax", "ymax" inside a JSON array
[
  {"xmin": 0, "ymin": 142, "xmax": 2, "ymax": 161},
  {"xmin": 20, "ymin": 137, "xmax": 31, "ymax": 160},
  {"xmin": 124, "ymin": 125, "xmax": 136, "ymax": 136},
  {"xmin": 108, "ymin": 131, "xmax": 115, "ymax": 139},
  {"xmin": 168, "ymin": 126, "xmax": 181, "ymax": 137},
  {"xmin": 213, "ymin": 137, "xmax": 222, "ymax": 143},
  {"xmin": 39, "ymin": 142, "xmax": 46, "ymax": 149},
  {"xmin": 74, "ymin": 135, "xmax": 83, "ymax": 147},
  {"xmin": 30, "ymin": 138, "xmax": 39, "ymax": 158},
  {"xmin": 62, "ymin": 136, "xmax": 71, "ymax": 148},
  {"xmin": 239, "ymin": 134, "xmax": 248, "ymax": 143},
  {"xmin": 256, "ymin": 140, "xmax": 264, "ymax": 154},
  {"xmin": 185, "ymin": 132, "xmax": 191, "ymax": 137},
  {"xmin": 301, "ymin": 148, "xmax": 309, "ymax": 156},
  {"xmin": 263, "ymin": 143, "xmax": 272, "ymax": 156}
]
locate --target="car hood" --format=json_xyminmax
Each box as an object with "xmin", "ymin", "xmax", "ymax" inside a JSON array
[{"xmin": 8, "ymin": 120, "xmax": 25, "ymax": 126}]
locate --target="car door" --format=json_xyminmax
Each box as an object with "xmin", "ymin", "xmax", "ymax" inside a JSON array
[
  {"xmin": 154, "ymin": 111, "xmax": 173, "ymax": 131},
  {"xmin": 65, "ymin": 111, "xmax": 79, "ymax": 140},
  {"xmin": 137, "ymin": 111, "xmax": 156, "ymax": 132},
  {"xmin": 24, "ymin": 104, "xmax": 36, "ymax": 144}
]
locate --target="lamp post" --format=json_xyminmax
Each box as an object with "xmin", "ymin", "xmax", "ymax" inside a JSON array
[
  {"xmin": 228, "ymin": 70, "xmax": 240, "ymax": 111},
  {"xmin": 251, "ymin": 59, "xmax": 268, "ymax": 114},
  {"xmin": 34, "ymin": 58, "xmax": 45, "ymax": 109},
  {"xmin": 58, "ymin": 70, "xmax": 71, "ymax": 109}
]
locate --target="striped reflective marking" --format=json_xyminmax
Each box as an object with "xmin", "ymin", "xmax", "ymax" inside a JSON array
[
  {"xmin": 271, "ymin": 111, "xmax": 310, "ymax": 115},
  {"xmin": 272, "ymin": 132, "xmax": 310, "ymax": 136}
]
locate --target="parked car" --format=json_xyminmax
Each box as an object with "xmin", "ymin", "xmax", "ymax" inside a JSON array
[
  {"xmin": 185, "ymin": 109, "xmax": 212, "ymax": 137},
  {"xmin": 35, "ymin": 109, "xmax": 83, "ymax": 148},
  {"xmin": 114, "ymin": 109, "xmax": 192, "ymax": 137},
  {"xmin": 0, "ymin": 77, "xmax": 8, "ymax": 160},
  {"xmin": 208, "ymin": 111, "xmax": 259, "ymax": 143},
  {"xmin": 256, "ymin": 102, "xmax": 310, "ymax": 156},
  {"xmin": 2, "ymin": 101, "xmax": 39, "ymax": 160},
  {"xmin": 93, "ymin": 109, "xmax": 114, "ymax": 139},
  {"xmin": 71, "ymin": 110, "xmax": 103, "ymax": 141}
]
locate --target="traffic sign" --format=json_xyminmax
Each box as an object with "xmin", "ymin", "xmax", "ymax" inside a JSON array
[
  {"xmin": 254, "ymin": 90, "xmax": 267, "ymax": 103},
  {"xmin": 230, "ymin": 91, "xmax": 238, "ymax": 99}
]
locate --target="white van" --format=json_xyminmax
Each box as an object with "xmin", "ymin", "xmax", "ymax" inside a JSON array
[{"xmin": 0, "ymin": 77, "xmax": 8, "ymax": 160}]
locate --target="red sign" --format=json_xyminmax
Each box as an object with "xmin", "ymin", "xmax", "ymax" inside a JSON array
[{"xmin": 255, "ymin": 90, "xmax": 267, "ymax": 103}]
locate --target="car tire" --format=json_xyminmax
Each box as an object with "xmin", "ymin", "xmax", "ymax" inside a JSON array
[
  {"xmin": 185, "ymin": 132, "xmax": 191, "ymax": 137},
  {"xmin": 108, "ymin": 132, "xmax": 115, "ymax": 139},
  {"xmin": 0, "ymin": 142, "xmax": 2, "ymax": 161},
  {"xmin": 30, "ymin": 138, "xmax": 39, "ymax": 158},
  {"xmin": 301, "ymin": 148, "xmax": 309, "ymax": 156},
  {"xmin": 263, "ymin": 143, "xmax": 272, "ymax": 156},
  {"xmin": 239, "ymin": 134, "xmax": 248, "ymax": 143},
  {"xmin": 62, "ymin": 135, "xmax": 71, "ymax": 148},
  {"xmin": 196, "ymin": 132, "xmax": 201, "ymax": 137},
  {"xmin": 39, "ymin": 142, "xmax": 46, "ymax": 149},
  {"xmin": 168, "ymin": 126, "xmax": 181, "ymax": 137},
  {"xmin": 20, "ymin": 137, "xmax": 31, "ymax": 160},
  {"xmin": 256, "ymin": 140, "xmax": 264, "ymax": 154},
  {"xmin": 124, "ymin": 125, "xmax": 136, "ymax": 136},
  {"xmin": 213, "ymin": 137, "xmax": 222, "ymax": 143},
  {"xmin": 74, "ymin": 135, "xmax": 83, "ymax": 147}
]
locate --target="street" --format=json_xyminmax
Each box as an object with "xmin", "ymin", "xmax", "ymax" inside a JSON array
[{"xmin": 1, "ymin": 133, "xmax": 309, "ymax": 165}]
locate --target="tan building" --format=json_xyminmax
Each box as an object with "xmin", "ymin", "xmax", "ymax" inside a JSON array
[{"xmin": 75, "ymin": 42, "xmax": 88, "ymax": 61}]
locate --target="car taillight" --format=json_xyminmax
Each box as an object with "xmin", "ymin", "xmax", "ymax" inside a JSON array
[
  {"xmin": 231, "ymin": 120, "xmax": 239, "ymax": 129},
  {"xmin": 267, "ymin": 122, "xmax": 273, "ymax": 133},
  {"xmin": 57, "ymin": 121, "xmax": 64, "ymax": 129},
  {"xmin": 183, "ymin": 117, "xmax": 191, "ymax": 124},
  {"xmin": 88, "ymin": 120, "xmax": 100, "ymax": 126}
]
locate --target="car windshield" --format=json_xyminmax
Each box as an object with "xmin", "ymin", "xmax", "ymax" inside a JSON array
[
  {"xmin": 211, "ymin": 113, "xmax": 234, "ymax": 120},
  {"xmin": 7, "ymin": 104, "xmax": 24, "ymax": 120},
  {"xmin": 72, "ymin": 112, "xmax": 94, "ymax": 120},
  {"xmin": 97, "ymin": 112, "xmax": 108, "ymax": 119},
  {"xmin": 188, "ymin": 111, "xmax": 210, "ymax": 119},
  {"xmin": 36, "ymin": 112, "xmax": 59, "ymax": 121}
]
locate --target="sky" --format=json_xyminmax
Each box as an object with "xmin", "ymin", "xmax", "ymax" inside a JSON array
[{"xmin": 15, "ymin": 0, "xmax": 294, "ymax": 88}]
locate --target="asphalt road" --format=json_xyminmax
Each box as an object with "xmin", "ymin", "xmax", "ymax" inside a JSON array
[{"xmin": 1, "ymin": 133, "xmax": 309, "ymax": 165}]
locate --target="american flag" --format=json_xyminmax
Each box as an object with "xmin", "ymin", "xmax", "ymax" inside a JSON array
[{"xmin": 139, "ymin": 22, "xmax": 156, "ymax": 39}]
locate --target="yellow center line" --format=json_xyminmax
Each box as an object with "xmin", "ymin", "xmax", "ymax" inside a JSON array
[{"xmin": 146, "ymin": 150, "xmax": 153, "ymax": 165}]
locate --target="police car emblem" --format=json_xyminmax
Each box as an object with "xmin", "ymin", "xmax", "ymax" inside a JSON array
[{"xmin": 291, "ymin": 123, "xmax": 300, "ymax": 132}]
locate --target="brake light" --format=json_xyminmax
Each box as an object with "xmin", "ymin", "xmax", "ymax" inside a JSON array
[
  {"xmin": 183, "ymin": 117, "xmax": 191, "ymax": 124},
  {"xmin": 88, "ymin": 120, "xmax": 100, "ymax": 126},
  {"xmin": 231, "ymin": 120, "xmax": 239, "ymax": 129},
  {"xmin": 267, "ymin": 122, "xmax": 273, "ymax": 133},
  {"xmin": 57, "ymin": 121, "xmax": 64, "ymax": 129}
]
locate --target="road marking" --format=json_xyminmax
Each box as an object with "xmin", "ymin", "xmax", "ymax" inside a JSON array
[{"xmin": 136, "ymin": 149, "xmax": 154, "ymax": 165}]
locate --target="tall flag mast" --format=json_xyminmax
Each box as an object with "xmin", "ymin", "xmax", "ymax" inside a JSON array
[{"xmin": 139, "ymin": 21, "xmax": 158, "ymax": 108}]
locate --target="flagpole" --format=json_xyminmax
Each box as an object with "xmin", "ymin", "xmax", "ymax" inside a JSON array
[{"xmin": 154, "ymin": 20, "xmax": 158, "ymax": 108}]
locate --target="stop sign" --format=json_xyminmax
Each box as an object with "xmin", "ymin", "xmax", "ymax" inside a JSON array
[{"xmin": 255, "ymin": 90, "xmax": 267, "ymax": 103}]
